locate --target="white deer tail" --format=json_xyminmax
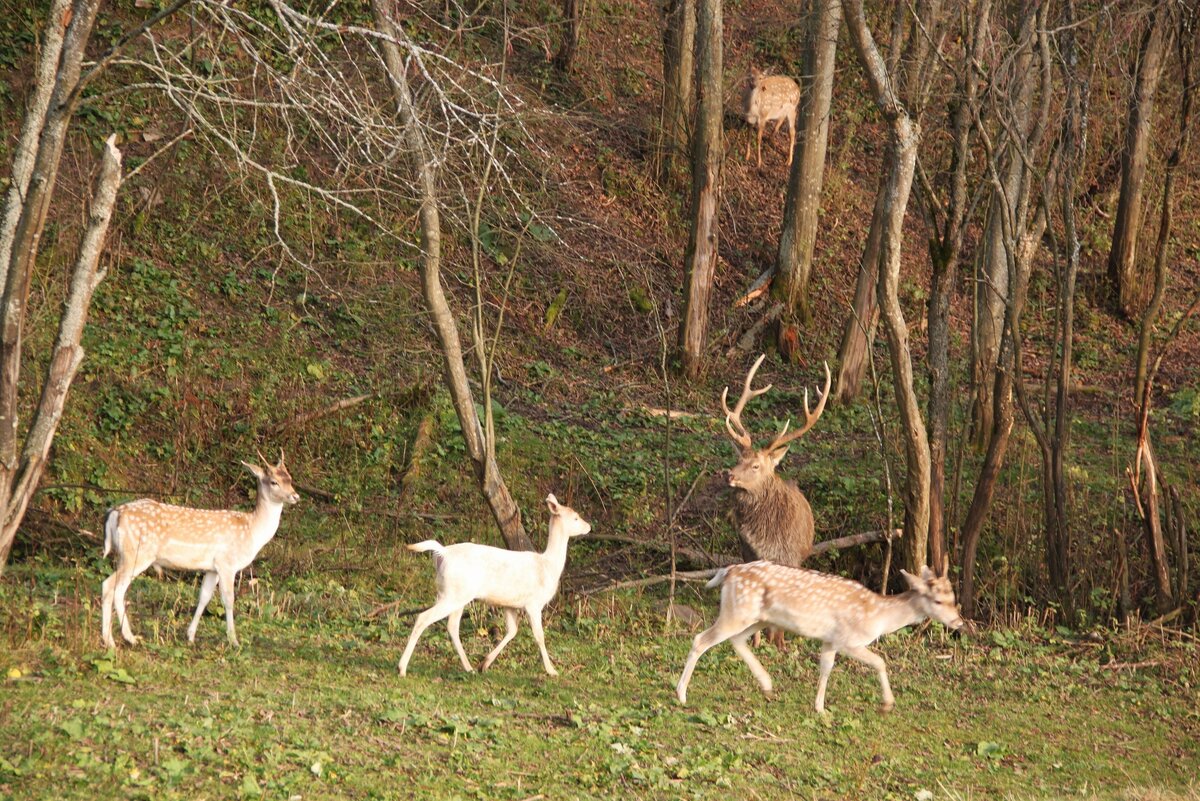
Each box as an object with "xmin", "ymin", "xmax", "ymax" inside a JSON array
[
  {"xmin": 706, "ymin": 567, "xmax": 730, "ymax": 590},
  {"xmin": 407, "ymin": 540, "xmax": 445, "ymax": 555},
  {"xmin": 103, "ymin": 509, "xmax": 120, "ymax": 558}
]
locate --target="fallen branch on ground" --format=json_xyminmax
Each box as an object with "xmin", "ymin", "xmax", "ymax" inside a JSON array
[{"xmin": 578, "ymin": 528, "xmax": 903, "ymax": 595}]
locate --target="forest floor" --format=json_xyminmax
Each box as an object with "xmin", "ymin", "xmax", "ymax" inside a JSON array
[{"xmin": 2, "ymin": 555, "xmax": 1199, "ymax": 801}]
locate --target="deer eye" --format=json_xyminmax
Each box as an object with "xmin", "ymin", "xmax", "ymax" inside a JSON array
[{"xmin": 752, "ymin": 464, "xmax": 761, "ymax": 471}]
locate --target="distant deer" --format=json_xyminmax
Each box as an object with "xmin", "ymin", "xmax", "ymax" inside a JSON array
[
  {"xmin": 100, "ymin": 451, "xmax": 299, "ymax": 649},
  {"xmin": 722, "ymin": 353, "xmax": 830, "ymax": 570},
  {"xmin": 398, "ymin": 494, "xmax": 591, "ymax": 677},
  {"xmin": 676, "ymin": 558, "xmax": 964, "ymax": 712},
  {"xmin": 741, "ymin": 66, "xmax": 801, "ymax": 168}
]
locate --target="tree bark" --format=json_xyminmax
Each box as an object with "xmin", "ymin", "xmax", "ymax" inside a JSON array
[
  {"xmin": 373, "ymin": 0, "xmax": 532, "ymax": 551},
  {"xmin": 0, "ymin": 0, "xmax": 101, "ymax": 517},
  {"xmin": 659, "ymin": 0, "xmax": 696, "ymax": 184},
  {"xmin": 925, "ymin": 0, "xmax": 988, "ymax": 570},
  {"xmin": 678, "ymin": 0, "xmax": 722, "ymax": 380},
  {"xmin": 833, "ymin": 185, "xmax": 885, "ymax": 403},
  {"xmin": 0, "ymin": 136, "xmax": 122, "ymax": 568},
  {"xmin": 1108, "ymin": 5, "xmax": 1171, "ymax": 318},
  {"xmin": 553, "ymin": 0, "xmax": 584, "ymax": 72},
  {"xmin": 843, "ymin": 0, "xmax": 928, "ymax": 573},
  {"xmin": 971, "ymin": 5, "xmax": 1037, "ymax": 449},
  {"xmin": 774, "ymin": 0, "xmax": 842, "ymax": 326}
]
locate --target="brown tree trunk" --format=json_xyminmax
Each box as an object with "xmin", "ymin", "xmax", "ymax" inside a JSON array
[
  {"xmin": 1127, "ymin": 6, "xmax": 1197, "ymax": 613},
  {"xmin": 971, "ymin": 6, "xmax": 1037, "ymax": 450},
  {"xmin": 678, "ymin": 0, "xmax": 722, "ymax": 380},
  {"xmin": 374, "ymin": 0, "xmax": 532, "ymax": 551},
  {"xmin": 925, "ymin": 0, "xmax": 989, "ymax": 571},
  {"xmin": 659, "ymin": 0, "xmax": 696, "ymax": 184},
  {"xmin": 833, "ymin": 185, "xmax": 885, "ymax": 403},
  {"xmin": 553, "ymin": 0, "xmax": 584, "ymax": 72},
  {"xmin": 0, "ymin": 136, "xmax": 122, "ymax": 569},
  {"xmin": 843, "ymin": 0, "xmax": 928, "ymax": 573},
  {"xmin": 1108, "ymin": 6, "xmax": 1171, "ymax": 318},
  {"xmin": 774, "ymin": 0, "xmax": 842, "ymax": 326}
]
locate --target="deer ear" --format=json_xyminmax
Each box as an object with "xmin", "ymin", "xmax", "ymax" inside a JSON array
[
  {"xmin": 545, "ymin": 493, "xmax": 561, "ymax": 514},
  {"xmin": 769, "ymin": 444, "xmax": 790, "ymax": 468},
  {"xmin": 241, "ymin": 461, "xmax": 265, "ymax": 480},
  {"xmin": 920, "ymin": 564, "xmax": 937, "ymax": 582},
  {"xmin": 899, "ymin": 569, "xmax": 924, "ymax": 592}
]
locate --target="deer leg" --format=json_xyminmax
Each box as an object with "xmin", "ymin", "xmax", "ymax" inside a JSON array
[
  {"xmin": 785, "ymin": 116, "xmax": 795, "ymax": 168},
  {"xmin": 843, "ymin": 645, "xmax": 894, "ymax": 712},
  {"xmin": 216, "ymin": 567, "xmax": 240, "ymax": 648},
  {"xmin": 814, "ymin": 645, "xmax": 837, "ymax": 713},
  {"xmin": 481, "ymin": 608, "xmax": 519, "ymax": 672},
  {"xmin": 526, "ymin": 605, "xmax": 558, "ymax": 677},
  {"xmin": 398, "ymin": 598, "xmax": 462, "ymax": 676},
  {"xmin": 101, "ymin": 573, "xmax": 118, "ymax": 649},
  {"xmin": 675, "ymin": 615, "xmax": 753, "ymax": 704},
  {"xmin": 113, "ymin": 571, "xmax": 141, "ymax": 646},
  {"xmin": 756, "ymin": 124, "xmax": 765, "ymax": 168},
  {"xmin": 730, "ymin": 626, "xmax": 774, "ymax": 695},
  {"xmin": 446, "ymin": 606, "xmax": 474, "ymax": 672},
  {"xmin": 187, "ymin": 571, "xmax": 219, "ymax": 643}
]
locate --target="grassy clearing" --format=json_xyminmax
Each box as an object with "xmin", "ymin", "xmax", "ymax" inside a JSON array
[{"xmin": 2, "ymin": 555, "xmax": 1197, "ymax": 801}]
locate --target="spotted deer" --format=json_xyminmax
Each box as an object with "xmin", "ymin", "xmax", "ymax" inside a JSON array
[
  {"xmin": 100, "ymin": 451, "xmax": 300, "ymax": 649},
  {"xmin": 676, "ymin": 559, "xmax": 963, "ymax": 712},
  {"xmin": 741, "ymin": 66, "xmax": 801, "ymax": 168},
  {"xmin": 398, "ymin": 494, "xmax": 591, "ymax": 677},
  {"xmin": 722, "ymin": 353, "xmax": 830, "ymax": 571}
]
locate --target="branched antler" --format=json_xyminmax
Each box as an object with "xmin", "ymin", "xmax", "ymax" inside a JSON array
[{"xmin": 721, "ymin": 353, "xmax": 771, "ymax": 451}]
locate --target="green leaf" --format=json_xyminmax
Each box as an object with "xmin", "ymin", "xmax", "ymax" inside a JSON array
[
  {"xmin": 59, "ymin": 718, "xmax": 85, "ymax": 741},
  {"xmin": 544, "ymin": 288, "xmax": 567, "ymax": 331},
  {"xmin": 240, "ymin": 772, "xmax": 262, "ymax": 797},
  {"xmin": 975, "ymin": 741, "xmax": 1004, "ymax": 758}
]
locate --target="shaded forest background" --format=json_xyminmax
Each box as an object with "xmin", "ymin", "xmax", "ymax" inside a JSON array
[{"xmin": 0, "ymin": 0, "xmax": 1198, "ymax": 628}]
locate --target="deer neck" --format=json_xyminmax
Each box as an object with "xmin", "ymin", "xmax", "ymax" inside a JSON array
[
  {"xmin": 541, "ymin": 521, "xmax": 572, "ymax": 569},
  {"xmin": 877, "ymin": 590, "xmax": 929, "ymax": 634},
  {"xmin": 249, "ymin": 492, "xmax": 285, "ymax": 548},
  {"xmin": 735, "ymin": 476, "xmax": 792, "ymax": 515}
]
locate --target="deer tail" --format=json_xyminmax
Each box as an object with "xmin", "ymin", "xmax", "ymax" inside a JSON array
[
  {"xmin": 705, "ymin": 567, "xmax": 730, "ymax": 590},
  {"xmin": 103, "ymin": 509, "xmax": 120, "ymax": 559},
  {"xmin": 407, "ymin": 540, "xmax": 444, "ymax": 555}
]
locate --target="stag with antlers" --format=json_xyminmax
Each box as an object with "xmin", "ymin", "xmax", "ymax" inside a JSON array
[{"xmin": 721, "ymin": 354, "xmax": 831, "ymax": 571}]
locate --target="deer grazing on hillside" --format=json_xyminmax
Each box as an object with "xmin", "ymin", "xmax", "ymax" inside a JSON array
[
  {"xmin": 722, "ymin": 353, "xmax": 830, "ymax": 570},
  {"xmin": 398, "ymin": 494, "xmax": 591, "ymax": 677},
  {"xmin": 100, "ymin": 451, "xmax": 299, "ymax": 649},
  {"xmin": 741, "ymin": 66, "xmax": 801, "ymax": 168},
  {"xmin": 676, "ymin": 558, "xmax": 963, "ymax": 712}
]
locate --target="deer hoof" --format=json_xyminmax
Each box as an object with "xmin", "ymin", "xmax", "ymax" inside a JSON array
[{"xmin": 880, "ymin": 702, "xmax": 895, "ymax": 714}]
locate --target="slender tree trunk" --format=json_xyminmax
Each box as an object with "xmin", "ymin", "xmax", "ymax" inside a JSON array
[
  {"xmin": 659, "ymin": 0, "xmax": 696, "ymax": 184},
  {"xmin": 926, "ymin": 0, "xmax": 988, "ymax": 570},
  {"xmin": 971, "ymin": 7, "xmax": 1036, "ymax": 449},
  {"xmin": 774, "ymin": 0, "xmax": 842, "ymax": 326},
  {"xmin": 0, "ymin": 0, "xmax": 101, "ymax": 515},
  {"xmin": 373, "ymin": 0, "xmax": 532, "ymax": 551},
  {"xmin": 678, "ymin": 0, "xmax": 722, "ymax": 380},
  {"xmin": 1128, "ymin": 6, "xmax": 1196, "ymax": 613},
  {"xmin": 1108, "ymin": 6, "xmax": 1171, "ymax": 318},
  {"xmin": 553, "ymin": 0, "xmax": 584, "ymax": 72},
  {"xmin": 0, "ymin": 136, "xmax": 122, "ymax": 569},
  {"xmin": 843, "ymin": 0, "xmax": 928, "ymax": 573},
  {"xmin": 834, "ymin": 186, "xmax": 885, "ymax": 403}
]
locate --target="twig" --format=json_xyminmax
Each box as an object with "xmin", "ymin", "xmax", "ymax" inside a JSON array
[
  {"xmin": 578, "ymin": 529, "xmax": 903, "ymax": 595},
  {"xmin": 275, "ymin": 393, "xmax": 371, "ymax": 432},
  {"xmin": 732, "ymin": 268, "xmax": 775, "ymax": 308}
]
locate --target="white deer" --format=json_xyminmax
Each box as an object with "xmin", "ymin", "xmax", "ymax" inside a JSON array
[
  {"xmin": 676, "ymin": 559, "xmax": 963, "ymax": 712},
  {"xmin": 398, "ymin": 494, "xmax": 591, "ymax": 677},
  {"xmin": 100, "ymin": 451, "xmax": 300, "ymax": 649}
]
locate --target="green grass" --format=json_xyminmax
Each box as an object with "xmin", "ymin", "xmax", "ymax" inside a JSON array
[{"xmin": 2, "ymin": 556, "xmax": 1197, "ymax": 801}]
